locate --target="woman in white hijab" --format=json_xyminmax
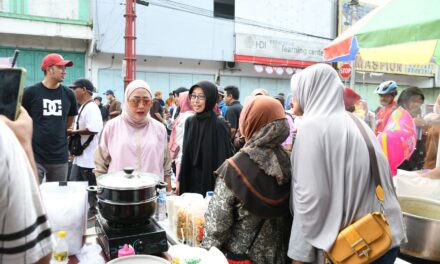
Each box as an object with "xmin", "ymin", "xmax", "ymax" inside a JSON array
[{"xmin": 288, "ymin": 64, "xmax": 405, "ymax": 264}]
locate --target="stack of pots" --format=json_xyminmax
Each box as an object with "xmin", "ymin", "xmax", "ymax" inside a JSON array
[{"xmin": 87, "ymin": 168, "xmax": 167, "ymax": 224}]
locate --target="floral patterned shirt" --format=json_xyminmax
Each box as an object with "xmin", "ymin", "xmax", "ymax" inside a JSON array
[{"xmin": 201, "ymin": 177, "xmax": 291, "ymax": 264}]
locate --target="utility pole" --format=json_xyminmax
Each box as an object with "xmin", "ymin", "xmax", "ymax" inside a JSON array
[
  {"xmin": 123, "ymin": 0, "xmax": 149, "ymax": 88},
  {"xmin": 124, "ymin": 0, "xmax": 136, "ymax": 88}
]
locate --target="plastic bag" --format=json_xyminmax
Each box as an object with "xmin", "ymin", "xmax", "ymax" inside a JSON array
[
  {"xmin": 394, "ymin": 170, "xmax": 440, "ymax": 201},
  {"xmin": 40, "ymin": 181, "xmax": 88, "ymax": 255},
  {"xmin": 76, "ymin": 244, "xmax": 105, "ymax": 264},
  {"xmin": 168, "ymin": 245, "xmax": 227, "ymax": 264}
]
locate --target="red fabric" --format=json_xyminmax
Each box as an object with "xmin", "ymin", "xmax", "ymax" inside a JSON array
[
  {"xmin": 323, "ymin": 36, "xmax": 353, "ymax": 61},
  {"xmin": 234, "ymin": 54, "xmax": 317, "ymax": 68},
  {"xmin": 375, "ymin": 101, "xmax": 397, "ymax": 135},
  {"xmin": 227, "ymin": 259, "xmax": 252, "ymax": 264},
  {"xmin": 343, "ymin": 87, "xmax": 361, "ymax": 109},
  {"xmin": 214, "ymin": 103, "xmax": 221, "ymax": 115}
]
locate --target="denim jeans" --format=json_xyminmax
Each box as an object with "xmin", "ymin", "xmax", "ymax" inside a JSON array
[{"xmin": 373, "ymin": 247, "xmax": 399, "ymax": 264}]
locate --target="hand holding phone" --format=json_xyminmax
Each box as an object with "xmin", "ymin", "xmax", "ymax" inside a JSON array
[{"xmin": 0, "ymin": 68, "xmax": 26, "ymax": 120}]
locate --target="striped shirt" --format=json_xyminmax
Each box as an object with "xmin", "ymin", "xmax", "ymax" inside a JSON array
[{"xmin": 0, "ymin": 121, "xmax": 53, "ymax": 263}]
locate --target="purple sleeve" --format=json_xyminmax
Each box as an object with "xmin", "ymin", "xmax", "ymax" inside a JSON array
[{"xmin": 282, "ymin": 115, "xmax": 295, "ymax": 146}]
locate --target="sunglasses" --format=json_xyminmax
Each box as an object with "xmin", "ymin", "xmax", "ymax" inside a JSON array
[{"xmin": 128, "ymin": 97, "xmax": 151, "ymax": 106}]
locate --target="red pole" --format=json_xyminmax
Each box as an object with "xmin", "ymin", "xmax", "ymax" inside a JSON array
[
  {"xmin": 133, "ymin": 1, "xmax": 137, "ymax": 80},
  {"xmin": 124, "ymin": 0, "xmax": 136, "ymax": 88}
]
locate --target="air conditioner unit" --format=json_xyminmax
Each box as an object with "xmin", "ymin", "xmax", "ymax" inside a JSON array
[{"xmin": 224, "ymin": 61, "xmax": 236, "ymax": 69}]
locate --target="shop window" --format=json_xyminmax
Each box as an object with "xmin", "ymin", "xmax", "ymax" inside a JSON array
[{"xmin": 214, "ymin": 0, "xmax": 234, "ymax": 19}]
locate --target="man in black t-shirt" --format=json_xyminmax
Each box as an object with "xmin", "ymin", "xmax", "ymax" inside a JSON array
[
  {"xmin": 94, "ymin": 96, "xmax": 109, "ymax": 122},
  {"xmin": 224, "ymin": 85, "xmax": 243, "ymax": 138},
  {"xmin": 22, "ymin": 53, "xmax": 78, "ymax": 183},
  {"xmin": 150, "ymin": 90, "xmax": 166, "ymax": 124}
]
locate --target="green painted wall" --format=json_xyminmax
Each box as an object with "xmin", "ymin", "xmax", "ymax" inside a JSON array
[
  {"xmin": 0, "ymin": 47, "xmax": 85, "ymax": 87},
  {"xmin": 78, "ymin": 0, "xmax": 89, "ymax": 21},
  {"xmin": 23, "ymin": 0, "xmax": 28, "ymax": 15}
]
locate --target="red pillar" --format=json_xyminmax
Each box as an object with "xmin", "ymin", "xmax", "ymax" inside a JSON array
[{"xmin": 124, "ymin": 0, "xmax": 137, "ymax": 88}]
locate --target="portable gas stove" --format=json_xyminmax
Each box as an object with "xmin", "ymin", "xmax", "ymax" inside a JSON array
[{"xmin": 95, "ymin": 214, "xmax": 168, "ymax": 260}]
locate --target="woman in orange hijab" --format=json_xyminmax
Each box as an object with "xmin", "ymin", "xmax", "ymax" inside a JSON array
[{"xmin": 201, "ymin": 96, "xmax": 292, "ymax": 264}]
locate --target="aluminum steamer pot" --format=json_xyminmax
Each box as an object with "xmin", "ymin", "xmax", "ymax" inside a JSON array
[
  {"xmin": 87, "ymin": 168, "xmax": 167, "ymax": 223},
  {"xmin": 399, "ymin": 196, "xmax": 440, "ymax": 261}
]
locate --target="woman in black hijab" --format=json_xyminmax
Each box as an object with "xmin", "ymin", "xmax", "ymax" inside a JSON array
[{"xmin": 178, "ymin": 81, "xmax": 234, "ymax": 195}]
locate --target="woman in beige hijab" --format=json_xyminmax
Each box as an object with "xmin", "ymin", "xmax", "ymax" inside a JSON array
[{"xmin": 288, "ymin": 64, "xmax": 405, "ymax": 264}]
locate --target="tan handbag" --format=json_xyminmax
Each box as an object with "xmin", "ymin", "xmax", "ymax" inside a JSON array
[{"xmin": 324, "ymin": 114, "xmax": 392, "ymax": 264}]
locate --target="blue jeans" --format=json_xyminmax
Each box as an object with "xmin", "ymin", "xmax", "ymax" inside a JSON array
[{"xmin": 373, "ymin": 247, "xmax": 399, "ymax": 264}]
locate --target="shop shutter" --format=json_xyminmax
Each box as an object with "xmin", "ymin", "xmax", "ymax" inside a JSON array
[{"xmin": 0, "ymin": 47, "xmax": 85, "ymax": 87}]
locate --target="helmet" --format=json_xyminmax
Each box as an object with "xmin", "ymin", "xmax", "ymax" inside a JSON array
[{"xmin": 375, "ymin": 80, "xmax": 398, "ymax": 95}]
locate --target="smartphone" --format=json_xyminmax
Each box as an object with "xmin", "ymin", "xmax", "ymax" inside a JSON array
[{"xmin": 0, "ymin": 68, "xmax": 26, "ymax": 120}]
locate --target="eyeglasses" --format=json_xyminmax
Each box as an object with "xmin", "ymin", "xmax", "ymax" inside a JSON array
[
  {"xmin": 128, "ymin": 97, "xmax": 151, "ymax": 106},
  {"xmin": 190, "ymin": 94, "xmax": 206, "ymax": 101}
]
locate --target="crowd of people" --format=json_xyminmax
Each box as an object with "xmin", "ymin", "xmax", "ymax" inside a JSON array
[{"xmin": 2, "ymin": 53, "xmax": 440, "ymax": 264}]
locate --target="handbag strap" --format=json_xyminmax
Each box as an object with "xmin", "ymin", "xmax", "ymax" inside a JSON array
[
  {"xmin": 75, "ymin": 99, "xmax": 93, "ymax": 129},
  {"xmin": 349, "ymin": 113, "xmax": 385, "ymax": 203},
  {"xmin": 81, "ymin": 133, "xmax": 95, "ymax": 149},
  {"xmin": 75, "ymin": 99, "xmax": 95, "ymax": 148}
]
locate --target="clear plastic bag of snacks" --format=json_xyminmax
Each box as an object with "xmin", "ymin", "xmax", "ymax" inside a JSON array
[
  {"xmin": 188, "ymin": 209, "xmax": 205, "ymax": 247},
  {"xmin": 175, "ymin": 194, "xmax": 207, "ymax": 246}
]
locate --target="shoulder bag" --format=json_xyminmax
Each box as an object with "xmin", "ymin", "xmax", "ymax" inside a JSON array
[
  {"xmin": 324, "ymin": 114, "xmax": 392, "ymax": 264},
  {"xmin": 68, "ymin": 100, "xmax": 95, "ymax": 156}
]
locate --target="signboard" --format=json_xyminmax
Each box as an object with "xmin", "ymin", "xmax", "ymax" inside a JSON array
[
  {"xmin": 236, "ymin": 33, "xmax": 327, "ymax": 62},
  {"xmin": 351, "ymin": 57, "xmax": 435, "ymax": 77},
  {"xmin": 235, "ymin": 0, "xmax": 334, "ymax": 63},
  {"xmin": 340, "ymin": 63, "xmax": 352, "ymax": 79}
]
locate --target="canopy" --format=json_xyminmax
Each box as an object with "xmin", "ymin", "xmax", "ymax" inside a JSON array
[{"xmin": 323, "ymin": 0, "xmax": 440, "ymax": 65}]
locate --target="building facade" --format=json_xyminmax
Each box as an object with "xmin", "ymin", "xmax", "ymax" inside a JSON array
[
  {"xmin": 0, "ymin": 0, "xmax": 92, "ymax": 86},
  {"xmin": 1, "ymin": 0, "xmax": 438, "ymax": 111},
  {"xmin": 91, "ymin": 0, "xmax": 336, "ymax": 103}
]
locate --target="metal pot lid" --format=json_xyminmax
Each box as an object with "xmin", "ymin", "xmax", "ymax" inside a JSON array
[{"xmin": 97, "ymin": 167, "xmax": 160, "ymax": 190}]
